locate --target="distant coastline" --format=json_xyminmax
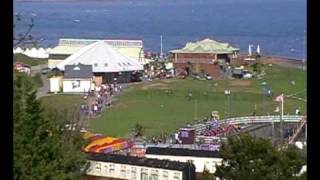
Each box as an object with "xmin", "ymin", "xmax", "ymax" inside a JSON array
[{"xmin": 15, "ymin": 0, "xmax": 90, "ymax": 2}]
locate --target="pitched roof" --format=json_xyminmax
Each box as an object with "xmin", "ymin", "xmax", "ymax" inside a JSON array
[
  {"xmin": 170, "ymin": 38, "xmax": 239, "ymax": 54},
  {"xmin": 64, "ymin": 64, "xmax": 92, "ymax": 79},
  {"xmin": 50, "ymin": 45, "xmax": 83, "ymax": 55},
  {"xmin": 50, "ymin": 38, "xmax": 143, "ymax": 55},
  {"xmin": 56, "ymin": 41, "xmax": 143, "ymax": 73}
]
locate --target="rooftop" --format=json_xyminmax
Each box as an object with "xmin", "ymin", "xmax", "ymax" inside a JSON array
[
  {"xmin": 145, "ymin": 147, "xmax": 220, "ymax": 158},
  {"xmin": 56, "ymin": 41, "xmax": 143, "ymax": 73},
  {"xmin": 86, "ymin": 153, "xmax": 195, "ymax": 171},
  {"xmin": 170, "ymin": 38, "xmax": 239, "ymax": 54},
  {"xmin": 64, "ymin": 64, "xmax": 93, "ymax": 79}
]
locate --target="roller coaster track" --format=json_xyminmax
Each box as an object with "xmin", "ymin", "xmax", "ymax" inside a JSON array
[
  {"xmin": 192, "ymin": 115, "xmax": 306, "ymax": 135},
  {"xmin": 287, "ymin": 117, "xmax": 307, "ymax": 145}
]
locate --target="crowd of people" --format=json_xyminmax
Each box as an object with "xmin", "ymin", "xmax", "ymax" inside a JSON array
[{"xmin": 80, "ymin": 83, "xmax": 123, "ymax": 119}]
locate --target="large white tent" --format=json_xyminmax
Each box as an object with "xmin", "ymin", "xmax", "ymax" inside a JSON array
[{"xmin": 56, "ymin": 41, "xmax": 143, "ymax": 72}]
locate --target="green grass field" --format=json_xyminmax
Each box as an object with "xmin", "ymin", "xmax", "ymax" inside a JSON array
[
  {"xmin": 41, "ymin": 65, "xmax": 306, "ymax": 137},
  {"xmin": 14, "ymin": 53, "xmax": 48, "ymax": 66},
  {"xmin": 40, "ymin": 94, "xmax": 83, "ymax": 121}
]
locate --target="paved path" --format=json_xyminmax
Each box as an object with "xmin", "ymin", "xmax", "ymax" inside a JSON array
[
  {"xmin": 36, "ymin": 75, "xmax": 50, "ymax": 99},
  {"xmin": 79, "ymin": 83, "xmax": 129, "ymax": 130}
]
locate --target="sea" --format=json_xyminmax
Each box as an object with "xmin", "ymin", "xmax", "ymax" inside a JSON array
[{"xmin": 14, "ymin": 0, "xmax": 306, "ymax": 60}]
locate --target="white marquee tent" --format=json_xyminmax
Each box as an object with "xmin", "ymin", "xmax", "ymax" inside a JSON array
[
  {"xmin": 56, "ymin": 41, "xmax": 143, "ymax": 73},
  {"xmin": 13, "ymin": 47, "xmax": 50, "ymax": 58}
]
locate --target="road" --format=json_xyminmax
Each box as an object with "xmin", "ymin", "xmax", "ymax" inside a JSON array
[{"xmin": 30, "ymin": 64, "xmax": 51, "ymax": 99}]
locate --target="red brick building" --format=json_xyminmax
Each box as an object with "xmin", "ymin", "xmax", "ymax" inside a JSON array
[{"xmin": 170, "ymin": 39, "xmax": 240, "ymax": 79}]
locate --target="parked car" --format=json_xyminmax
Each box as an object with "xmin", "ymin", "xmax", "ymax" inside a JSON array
[
  {"xmin": 242, "ymin": 70, "xmax": 253, "ymax": 79},
  {"xmin": 243, "ymin": 73, "xmax": 253, "ymax": 79},
  {"xmin": 232, "ymin": 69, "xmax": 243, "ymax": 79},
  {"xmin": 205, "ymin": 73, "xmax": 213, "ymax": 80}
]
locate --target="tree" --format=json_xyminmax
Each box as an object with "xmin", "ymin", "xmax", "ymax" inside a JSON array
[
  {"xmin": 252, "ymin": 53, "xmax": 264, "ymax": 74},
  {"xmin": 13, "ymin": 73, "xmax": 87, "ymax": 179},
  {"xmin": 13, "ymin": 13, "xmax": 36, "ymax": 48},
  {"xmin": 215, "ymin": 134, "xmax": 305, "ymax": 180},
  {"xmin": 200, "ymin": 166, "xmax": 215, "ymax": 180}
]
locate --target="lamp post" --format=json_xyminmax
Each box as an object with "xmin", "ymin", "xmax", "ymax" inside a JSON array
[
  {"xmin": 262, "ymin": 83, "xmax": 270, "ymax": 115},
  {"xmin": 224, "ymin": 90, "xmax": 231, "ymax": 119}
]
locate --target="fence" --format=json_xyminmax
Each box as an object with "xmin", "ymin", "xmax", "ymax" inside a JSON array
[{"xmin": 192, "ymin": 115, "xmax": 305, "ymax": 134}]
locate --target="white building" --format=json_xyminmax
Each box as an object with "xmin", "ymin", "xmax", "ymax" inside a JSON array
[
  {"xmin": 145, "ymin": 147, "xmax": 222, "ymax": 174},
  {"xmin": 56, "ymin": 40, "xmax": 143, "ymax": 84},
  {"xmin": 62, "ymin": 65, "xmax": 94, "ymax": 93},
  {"xmin": 84, "ymin": 153, "xmax": 196, "ymax": 180},
  {"xmin": 49, "ymin": 76, "xmax": 63, "ymax": 93}
]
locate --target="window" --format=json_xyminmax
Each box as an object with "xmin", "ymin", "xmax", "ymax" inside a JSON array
[
  {"xmin": 94, "ymin": 63, "xmax": 98, "ymax": 67},
  {"xmin": 71, "ymin": 80, "xmax": 81, "ymax": 89},
  {"xmin": 149, "ymin": 174, "xmax": 159, "ymax": 180},
  {"xmin": 162, "ymin": 170, "xmax": 169, "ymax": 180},
  {"xmin": 104, "ymin": 165, "xmax": 108, "ymax": 175},
  {"xmin": 141, "ymin": 168, "xmax": 148, "ymax": 180},
  {"xmin": 104, "ymin": 63, "xmax": 108, "ymax": 67},
  {"xmin": 141, "ymin": 173, "xmax": 148, "ymax": 180},
  {"xmin": 73, "ymin": 66, "xmax": 80, "ymax": 70},
  {"xmin": 118, "ymin": 63, "xmax": 122, "ymax": 66},
  {"xmin": 131, "ymin": 167, "xmax": 137, "ymax": 179},
  {"xmin": 173, "ymin": 172, "xmax": 180, "ymax": 180},
  {"xmin": 109, "ymin": 164, "xmax": 115, "ymax": 175},
  {"xmin": 95, "ymin": 163, "xmax": 101, "ymax": 173},
  {"xmin": 120, "ymin": 165, "xmax": 126, "ymax": 178},
  {"xmin": 150, "ymin": 170, "xmax": 159, "ymax": 180}
]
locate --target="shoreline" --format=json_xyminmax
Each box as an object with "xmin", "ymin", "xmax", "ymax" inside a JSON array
[{"xmin": 238, "ymin": 54, "xmax": 306, "ymax": 70}]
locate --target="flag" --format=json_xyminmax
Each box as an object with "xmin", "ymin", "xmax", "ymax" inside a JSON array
[{"xmin": 275, "ymin": 94, "xmax": 284, "ymax": 102}]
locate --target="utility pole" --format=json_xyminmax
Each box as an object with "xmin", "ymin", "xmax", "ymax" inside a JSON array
[
  {"xmin": 271, "ymin": 116, "xmax": 274, "ymax": 143},
  {"xmin": 302, "ymin": 30, "xmax": 306, "ymax": 71},
  {"xmin": 280, "ymin": 94, "xmax": 284, "ymax": 144},
  {"xmin": 160, "ymin": 35, "xmax": 163, "ymax": 59}
]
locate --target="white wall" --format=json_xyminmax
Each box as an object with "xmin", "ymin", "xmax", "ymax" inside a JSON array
[
  {"xmin": 85, "ymin": 160, "xmax": 183, "ymax": 180},
  {"xmin": 49, "ymin": 77, "xmax": 62, "ymax": 92},
  {"xmin": 63, "ymin": 79, "xmax": 92, "ymax": 93},
  {"xmin": 145, "ymin": 154, "xmax": 222, "ymax": 174}
]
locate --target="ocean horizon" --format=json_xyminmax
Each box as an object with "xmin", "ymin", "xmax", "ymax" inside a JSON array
[{"xmin": 14, "ymin": 0, "xmax": 306, "ymax": 60}]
